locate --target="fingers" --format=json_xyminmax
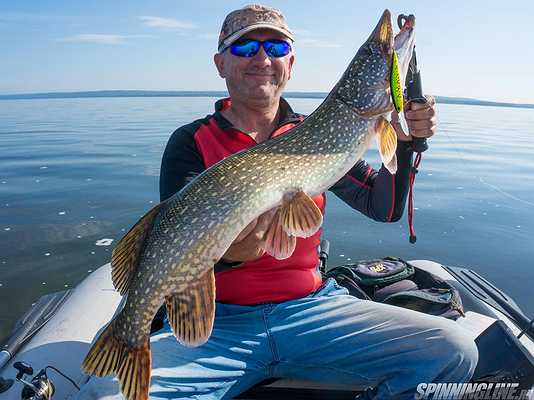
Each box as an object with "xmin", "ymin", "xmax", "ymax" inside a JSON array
[
  {"xmin": 406, "ymin": 116, "xmax": 436, "ymax": 138},
  {"xmin": 405, "ymin": 95, "xmax": 437, "ymax": 139},
  {"xmin": 405, "ymin": 97, "xmax": 436, "ymax": 119},
  {"xmin": 223, "ymin": 209, "xmax": 277, "ymax": 262},
  {"xmin": 405, "ymin": 106, "xmax": 434, "ymax": 120},
  {"xmin": 233, "ymin": 209, "xmax": 276, "ymax": 243},
  {"xmin": 409, "ymin": 95, "xmax": 435, "ymax": 111},
  {"xmin": 222, "ymin": 240, "xmax": 265, "ymax": 263}
]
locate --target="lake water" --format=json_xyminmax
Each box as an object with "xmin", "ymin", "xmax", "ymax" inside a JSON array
[{"xmin": 1, "ymin": 97, "xmax": 533, "ymax": 341}]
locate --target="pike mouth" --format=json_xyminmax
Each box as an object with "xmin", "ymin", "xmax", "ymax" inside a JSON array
[
  {"xmin": 393, "ymin": 16, "xmax": 416, "ymax": 85},
  {"xmin": 367, "ymin": 9, "xmax": 394, "ymax": 54}
]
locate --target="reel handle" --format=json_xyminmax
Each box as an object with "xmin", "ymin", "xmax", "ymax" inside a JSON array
[{"xmin": 13, "ymin": 362, "xmax": 33, "ymax": 380}]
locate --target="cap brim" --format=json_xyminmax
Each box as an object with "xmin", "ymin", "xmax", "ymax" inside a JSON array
[{"xmin": 218, "ymin": 23, "xmax": 294, "ymax": 52}]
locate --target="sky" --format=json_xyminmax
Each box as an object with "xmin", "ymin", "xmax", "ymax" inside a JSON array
[{"xmin": 1, "ymin": 0, "xmax": 534, "ymax": 103}]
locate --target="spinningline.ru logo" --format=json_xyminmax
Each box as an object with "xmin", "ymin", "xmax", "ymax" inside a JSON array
[{"xmin": 415, "ymin": 383, "xmax": 533, "ymax": 399}]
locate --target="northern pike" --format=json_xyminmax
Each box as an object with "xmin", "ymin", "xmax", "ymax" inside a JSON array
[{"xmin": 82, "ymin": 10, "xmax": 416, "ymax": 400}]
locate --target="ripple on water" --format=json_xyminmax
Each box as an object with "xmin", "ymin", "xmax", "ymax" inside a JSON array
[{"xmin": 0, "ymin": 98, "xmax": 533, "ymax": 341}]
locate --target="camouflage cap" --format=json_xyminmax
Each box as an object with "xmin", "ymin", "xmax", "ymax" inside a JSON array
[{"xmin": 218, "ymin": 4, "xmax": 294, "ymax": 52}]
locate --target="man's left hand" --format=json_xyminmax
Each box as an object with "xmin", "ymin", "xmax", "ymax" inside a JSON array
[{"xmin": 392, "ymin": 95, "xmax": 437, "ymax": 142}]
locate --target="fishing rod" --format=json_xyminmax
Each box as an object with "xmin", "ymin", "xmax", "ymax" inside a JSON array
[
  {"xmin": 398, "ymin": 14, "xmax": 428, "ymax": 244},
  {"xmin": 398, "ymin": 14, "xmax": 428, "ymax": 154}
]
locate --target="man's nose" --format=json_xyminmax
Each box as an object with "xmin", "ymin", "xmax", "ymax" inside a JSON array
[{"xmin": 250, "ymin": 45, "xmax": 272, "ymax": 65}]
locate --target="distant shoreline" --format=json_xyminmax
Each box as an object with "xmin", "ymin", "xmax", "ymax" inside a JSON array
[{"xmin": 1, "ymin": 90, "xmax": 533, "ymax": 110}]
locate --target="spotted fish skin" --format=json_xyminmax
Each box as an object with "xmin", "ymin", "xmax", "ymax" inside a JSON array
[
  {"xmin": 82, "ymin": 9, "xmax": 415, "ymax": 400},
  {"xmin": 117, "ymin": 99, "xmax": 382, "ymax": 346}
]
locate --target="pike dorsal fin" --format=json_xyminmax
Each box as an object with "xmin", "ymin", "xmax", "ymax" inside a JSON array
[
  {"xmin": 111, "ymin": 203, "xmax": 163, "ymax": 295},
  {"xmin": 280, "ymin": 191, "xmax": 323, "ymax": 238},
  {"xmin": 166, "ymin": 269, "xmax": 215, "ymax": 347},
  {"xmin": 262, "ymin": 208, "xmax": 297, "ymax": 260},
  {"xmin": 375, "ymin": 116, "xmax": 398, "ymax": 174}
]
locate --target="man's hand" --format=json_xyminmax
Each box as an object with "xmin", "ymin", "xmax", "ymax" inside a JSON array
[
  {"xmin": 220, "ymin": 209, "xmax": 277, "ymax": 263},
  {"xmin": 392, "ymin": 95, "xmax": 437, "ymax": 142}
]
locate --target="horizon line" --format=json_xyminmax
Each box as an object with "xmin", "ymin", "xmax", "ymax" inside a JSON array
[{"xmin": 0, "ymin": 90, "xmax": 533, "ymax": 110}]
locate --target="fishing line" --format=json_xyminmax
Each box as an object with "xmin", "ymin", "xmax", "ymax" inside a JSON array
[
  {"xmin": 478, "ymin": 177, "xmax": 534, "ymax": 208},
  {"xmin": 436, "ymin": 125, "xmax": 534, "ymax": 209},
  {"xmin": 44, "ymin": 365, "xmax": 80, "ymax": 390},
  {"xmin": 517, "ymin": 317, "xmax": 534, "ymax": 339}
]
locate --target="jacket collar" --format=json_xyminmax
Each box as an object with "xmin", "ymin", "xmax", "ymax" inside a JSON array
[{"xmin": 213, "ymin": 97, "xmax": 303, "ymax": 130}]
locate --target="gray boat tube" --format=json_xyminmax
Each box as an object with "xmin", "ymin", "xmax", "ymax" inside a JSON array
[{"xmin": 0, "ymin": 291, "xmax": 71, "ymax": 371}]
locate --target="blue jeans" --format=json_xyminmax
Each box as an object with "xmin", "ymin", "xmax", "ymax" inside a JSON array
[{"xmin": 76, "ymin": 278, "xmax": 478, "ymax": 399}]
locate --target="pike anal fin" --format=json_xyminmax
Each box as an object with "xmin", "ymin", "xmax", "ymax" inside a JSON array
[
  {"xmin": 82, "ymin": 320, "xmax": 151, "ymax": 400},
  {"xmin": 166, "ymin": 269, "xmax": 215, "ymax": 347}
]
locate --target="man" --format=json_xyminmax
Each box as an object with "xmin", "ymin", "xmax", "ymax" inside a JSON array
[
  {"xmin": 78, "ymin": 4, "xmax": 478, "ymax": 400},
  {"xmin": 156, "ymin": 5, "xmax": 478, "ymax": 399}
]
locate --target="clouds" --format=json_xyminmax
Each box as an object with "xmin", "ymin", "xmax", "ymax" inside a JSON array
[
  {"xmin": 139, "ymin": 16, "xmax": 195, "ymax": 30},
  {"xmin": 59, "ymin": 15, "xmax": 196, "ymax": 45},
  {"xmin": 60, "ymin": 34, "xmax": 127, "ymax": 45}
]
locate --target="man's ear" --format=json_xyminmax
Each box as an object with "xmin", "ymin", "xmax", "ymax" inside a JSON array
[
  {"xmin": 214, "ymin": 53, "xmax": 225, "ymax": 78},
  {"xmin": 287, "ymin": 54, "xmax": 295, "ymax": 80}
]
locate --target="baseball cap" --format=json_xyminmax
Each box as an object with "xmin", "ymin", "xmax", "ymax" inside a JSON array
[{"xmin": 218, "ymin": 4, "xmax": 294, "ymax": 53}]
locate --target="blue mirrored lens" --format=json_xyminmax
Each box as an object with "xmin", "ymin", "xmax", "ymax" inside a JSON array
[
  {"xmin": 229, "ymin": 39, "xmax": 290, "ymax": 58},
  {"xmin": 264, "ymin": 40, "xmax": 291, "ymax": 57},
  {"xmin": 230, "ymin": 40, "xmax": 260, "ymax": 57}
]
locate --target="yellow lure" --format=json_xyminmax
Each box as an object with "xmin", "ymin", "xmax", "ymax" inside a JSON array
[{"xmin": 390, "ymin": 51, "xmax": 403, "ymax": 113}]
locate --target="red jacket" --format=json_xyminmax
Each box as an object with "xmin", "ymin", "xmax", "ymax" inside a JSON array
[{"xmin": 159, "ymin": 97, "xmax": 413, "ymax": 304}]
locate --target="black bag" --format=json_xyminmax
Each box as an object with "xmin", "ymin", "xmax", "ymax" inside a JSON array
[{"xmin": 325, "ymin": 257, "xmax": 465, "ymax": 320}]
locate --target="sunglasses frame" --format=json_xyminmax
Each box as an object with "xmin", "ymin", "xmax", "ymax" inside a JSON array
[{"xmin": 223, "ymin": 38, "xmax": 292, "ymax": 58}]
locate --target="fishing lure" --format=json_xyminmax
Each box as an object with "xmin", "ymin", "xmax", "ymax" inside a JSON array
[{"xmin": 390, "ymin": 50, "xmax": 403, "ymax": 113}]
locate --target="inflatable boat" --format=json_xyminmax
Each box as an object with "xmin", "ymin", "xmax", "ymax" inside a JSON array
[{"xmin": 1, "ymin": 242, "xmax": 533, "ymax": 399}]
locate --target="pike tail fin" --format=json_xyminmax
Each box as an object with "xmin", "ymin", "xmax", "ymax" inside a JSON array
[{"xmin": 82, "ymin": 320, "xmax": 151, "ymax": 400}]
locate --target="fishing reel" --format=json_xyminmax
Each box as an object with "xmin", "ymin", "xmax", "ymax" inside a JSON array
[{"xmin": 13, "ymin": 361, "xmax": 54, "ymax": 400}]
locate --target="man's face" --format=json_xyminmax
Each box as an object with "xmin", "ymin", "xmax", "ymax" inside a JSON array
[{"xmin": 214, "ymin": 29, "xmax": 295, "ymax": 105}]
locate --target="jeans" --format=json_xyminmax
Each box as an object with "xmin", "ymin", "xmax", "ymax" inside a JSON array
[{"xmin": 76, "ymin": 278, "xmax": 478, "ymax": 399}]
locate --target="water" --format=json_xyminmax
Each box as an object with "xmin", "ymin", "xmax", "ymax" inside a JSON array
[{"xmin": 1, "ymin": 97, "xmax": 533, "ymax": 341}]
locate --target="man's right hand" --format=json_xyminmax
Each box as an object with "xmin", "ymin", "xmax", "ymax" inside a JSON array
[{"xmin": 220, "ymin": 209, "xmax": 277, "ymax": 263}]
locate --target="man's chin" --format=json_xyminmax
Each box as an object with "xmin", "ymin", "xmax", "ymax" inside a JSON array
[
  {"xmin": 228, "ymin": 81, "xmax": 285, "ymax": 105},
  {"xmin": 247, "ymin": 84, "xmax": 279, "ymax": 101}
]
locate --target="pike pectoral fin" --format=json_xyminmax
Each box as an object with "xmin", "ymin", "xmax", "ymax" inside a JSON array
[
  {"xmin": 82, "ymin": 320, "xmax": 151, "ymax": 400},
  {"xmin": 376, "ymin": 116, "xmax": 398, "ymax": 174},
  {"xmin": 166, "ymin": 269, "xmax": 215, "ymax": 347},
  {"xmin": 111, "ymin": 203, "xmax": 163, "ymax": 295},
  {"xmin": 386, "ymin": 153, "xmax": 398, "ymax": 175},
  {"xmin": 262, "ymin": 208, "xmax": 297, "ymax": 260},
  {"xmin": 280, "ymin": 191, "xmax": 323, "ymax": 238}
]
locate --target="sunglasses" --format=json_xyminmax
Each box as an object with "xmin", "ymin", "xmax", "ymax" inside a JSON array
[{"xmin": 227, "ymin": 39, "xmax": 292, "ymax": 58}]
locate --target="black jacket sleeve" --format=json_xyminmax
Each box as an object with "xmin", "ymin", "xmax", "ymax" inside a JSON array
[
  {"xmin": 329, "ymin": 141, "xmax": 414, "ymax": 222},
  {"xmin": 159, "ymin": 121, "xmax": 243, "ymax": 272},
  {"xmin": 159, "ymin": 121, "xmax": 206, "ymax": 202}
]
